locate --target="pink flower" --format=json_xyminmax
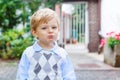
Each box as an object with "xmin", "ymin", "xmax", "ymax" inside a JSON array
[
  {"xmin": 106, "ymin": 31, "xmax": 116, "ymax": 38},
  {"xmin": 100, "ymin": 39, "xmax": 105, "ymax": 47},
  {"xmin": 115, "ymin": 34, "xmax": 120, "ymax": 40},
  {"xmin": 106, "ymin": 31, "xmax": 120, "ymax": 48}
]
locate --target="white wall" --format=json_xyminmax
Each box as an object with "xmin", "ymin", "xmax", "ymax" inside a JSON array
[{"xmin": 101, "ymin": 0, "xmax": 120, "ymax": 37}]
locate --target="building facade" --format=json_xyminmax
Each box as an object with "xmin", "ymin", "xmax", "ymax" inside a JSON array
[{"xmin": 55, "ymin": 0, "xmax": 101, "ymax": 52}]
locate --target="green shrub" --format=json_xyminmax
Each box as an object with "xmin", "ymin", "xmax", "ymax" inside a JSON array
[{"xmin": 0, "ymin": 28, "xmax": 33, "ymax": 60}]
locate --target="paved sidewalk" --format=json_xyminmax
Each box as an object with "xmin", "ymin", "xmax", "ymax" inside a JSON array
[
  {"xmin": 69, "ymin": 53, "xmax": 114, "ymax": 70},
  {"xmin": 0, "ymin": 60, "xmax": 18, "ymax": 80},
  {"xmin": 76, "ymin": 70, "xmax": 120, "ymax": 80},
  {"xmin": 0, "ymin": 53, "xmax": 120, "ymax": 80},
  {"xmin": 69, "ymin": 53, "xmax": 120, "ymax": 80}
]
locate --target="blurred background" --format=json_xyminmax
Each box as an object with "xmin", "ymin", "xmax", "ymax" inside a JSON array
[{"xmin": 0, "ymin": 0, "xmax": 120, "ymax": 80}]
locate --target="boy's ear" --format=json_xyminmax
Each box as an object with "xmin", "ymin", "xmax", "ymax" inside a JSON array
[{"xmin": 32, "ymin": 30, "xmax": 37, "ymax": 37}]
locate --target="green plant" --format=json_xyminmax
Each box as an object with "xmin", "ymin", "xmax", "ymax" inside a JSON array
[
  {"xmin": 0, "ymin": 0, "xmax": 63, "ymax": 31},
  {"xmin": 107, "ymin": 32, "xmax": 120, "ymax": 50},
  {"xmin": 0, "ymin": 27, "xmax": 33, "ymax": 59}
]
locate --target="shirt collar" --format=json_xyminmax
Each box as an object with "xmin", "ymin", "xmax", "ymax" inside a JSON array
[{"xmin": 33, "ymin": 41, "xmax": 58, "ymax": 52}]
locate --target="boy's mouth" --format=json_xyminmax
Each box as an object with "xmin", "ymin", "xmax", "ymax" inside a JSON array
[{"xmin": 48, "ymin": 35, "xmax": 54, "ymax": 39}]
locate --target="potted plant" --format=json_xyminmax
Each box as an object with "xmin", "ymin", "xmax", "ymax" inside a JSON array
[
  {"xmin": 107, "ymin": 32, "xmax": 120, "ymax": 50},
  {"xmin": 103, "ymin": 31, "xmax": 120, "ymax": 67}
]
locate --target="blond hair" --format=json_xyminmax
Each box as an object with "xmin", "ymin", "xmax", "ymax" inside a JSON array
[{"xmin": 30, "ymin": 8, "xmax": 60, "ymax": 31}]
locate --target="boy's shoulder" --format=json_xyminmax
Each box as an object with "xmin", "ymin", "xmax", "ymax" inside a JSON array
[
  {"xmin": 25, "ymin": 46, "xmax": 33, "ymax": 51},
  {"xmin": 23, "ymin": 46, "xmax": 34, "ymax": 55},
  {"xmin": 54, "ymin": 46, "xmax": 68, "ymax": 58}
]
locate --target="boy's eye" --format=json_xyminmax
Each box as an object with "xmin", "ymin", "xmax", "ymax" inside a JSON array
[
  {"xmin": 41, "ymin": 27, "xmax": 47, "ymax": 30},
  {"xmin": 52, "ymin": 26, "xmax": 57, "ymax": 29}
]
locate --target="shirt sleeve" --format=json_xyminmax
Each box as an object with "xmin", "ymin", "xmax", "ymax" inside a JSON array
[
  {"xmin": 61, "ymin": 55, "xmax": 76, "ymax": 80},
  {"xmin": 16, "ymin": 51, "xmax": 30, "ymax": 80}
]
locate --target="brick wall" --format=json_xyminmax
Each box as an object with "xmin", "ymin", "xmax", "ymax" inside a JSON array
[
  {"xmin": 62, "ymin": 0, "xmax": 101, "ymax": 52},
  {"xmin": 88, "ymin": 0, "xmax": 100, "ymax": 52}
]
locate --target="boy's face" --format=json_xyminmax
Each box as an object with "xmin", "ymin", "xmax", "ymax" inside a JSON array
[{"xmin": 32, "ymin": 18, "xmax": 59, "ymax": 44}]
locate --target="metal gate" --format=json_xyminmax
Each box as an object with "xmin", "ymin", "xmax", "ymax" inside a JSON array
[{"xmin": 59, "ymin": 2, "xmax": 88, "ymax": 47}]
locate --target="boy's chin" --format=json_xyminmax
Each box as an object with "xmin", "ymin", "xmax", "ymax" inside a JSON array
[{"xmin": 47, "ymin": 40, "xmax": 55, "ymax": 43}]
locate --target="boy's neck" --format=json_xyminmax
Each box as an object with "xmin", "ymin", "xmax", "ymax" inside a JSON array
[{"xmin": 38, "ymin": 41, "xmax": 54, "ymax": 50}]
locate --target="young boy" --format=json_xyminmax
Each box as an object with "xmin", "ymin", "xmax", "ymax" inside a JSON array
[{"xmin": 16, "ymin": 8, "xmax": 76, "ymax": 80}]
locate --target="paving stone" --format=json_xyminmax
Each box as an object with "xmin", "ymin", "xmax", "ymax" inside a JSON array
[
  {"xmin": 0, "ymin": 61, "xmax": 18, "ymax": 80},
  {"xmin": 76, "ymin": 70, "xmax": 120, "ymax": 80}
]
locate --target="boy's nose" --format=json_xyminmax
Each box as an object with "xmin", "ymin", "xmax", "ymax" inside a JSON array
[{"xmin": 48, "ymin": 28, "xmax": 53, "ymax": 32}]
